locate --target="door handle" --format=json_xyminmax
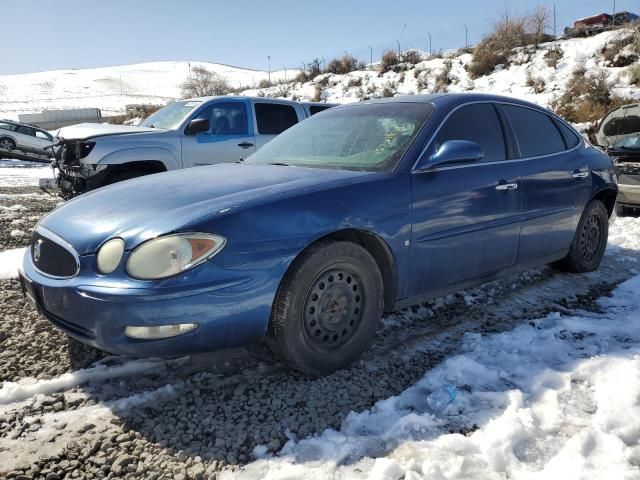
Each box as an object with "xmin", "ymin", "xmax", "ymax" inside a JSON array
[
  {"xmin": 238, "ymin": 142, "xmax": 254, "ymax": 148},
  {"xmin": 571, "ymin": 170, "xmax": 589, "ymax": 179},
  {"xmin": 495, "ymin": 182, "xmax": 518, "ymax": 191}
]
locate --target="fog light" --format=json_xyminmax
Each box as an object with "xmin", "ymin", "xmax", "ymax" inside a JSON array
[{"xmin": 125, "ymin": 323, "xmax": 198, "ymax": 339}]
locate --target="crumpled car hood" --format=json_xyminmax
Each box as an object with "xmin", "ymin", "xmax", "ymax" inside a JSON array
[
  {"xmin": 39, "ymin": 163, "xmax": 369, "ymax": 254},
  {"xmin": 56, "ymin": 123, "xmax": 158, "ymax": 140}
]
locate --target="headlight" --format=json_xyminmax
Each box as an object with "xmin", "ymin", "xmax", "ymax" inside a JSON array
[
  {"xmin": 96, "ymin": 238, "xmax": 125, "ymax": 274},
  {"xmin": 126, "ymin": 233, "xmax": 226, "ymax": 280}
]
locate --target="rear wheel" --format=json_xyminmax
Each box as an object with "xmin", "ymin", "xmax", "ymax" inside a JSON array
[
  {"xmin": 267, "ymin": 241, "xmax": 384, "ymax": 376},
  {"xmin": 104, "ymin": 168, "xmax": 148, "ymax": 186},
  {"xmin": 0, "ymin": 138, "xmax": 16, "ymax": 151},
  {"xmin": 555, "ymin": 199, "xmax": 609, "ymax": 273}
]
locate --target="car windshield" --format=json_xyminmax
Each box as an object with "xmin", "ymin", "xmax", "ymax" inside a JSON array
[
  {"xmin": 246, "ymin": 102, "xmax": 433, "ymax": 172},
  {"xmin": 614, "ymin": 133, "xmax": 640, "ymax": 149},
  {"xmin": 140, "ymin": 100, "xmax": 203, "ymax": 129}
]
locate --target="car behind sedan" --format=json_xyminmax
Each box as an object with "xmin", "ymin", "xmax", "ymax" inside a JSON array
[{"xmin": 20, "ymin": 94, "xmax": 617, "ymax": 376}]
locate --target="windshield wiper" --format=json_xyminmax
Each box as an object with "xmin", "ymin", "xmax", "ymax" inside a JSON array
[{"xmin": 268, "ymin": 162, "xmax": 291, "ymax": 167}]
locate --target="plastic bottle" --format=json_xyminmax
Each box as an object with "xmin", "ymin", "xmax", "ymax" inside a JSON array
[{"xmin": 426, "ymin": 384, "xmax": 457, "ymax": 413}]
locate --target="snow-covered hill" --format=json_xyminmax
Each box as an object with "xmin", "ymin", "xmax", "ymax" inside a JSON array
[
  {"xmin": 0, "ymin": 61, "xmax": 295, "ymax": 120},
  {"xmin": 244, "ymin": 29, "xmax": 640, "ymax": 113}
]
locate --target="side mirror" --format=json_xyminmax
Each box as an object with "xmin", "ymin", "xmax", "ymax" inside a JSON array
[
  {"xmin": 185, "ymin": 118, "xmax": 209, "ymax": 135},
  {"xmin": 417, "ymin": 140, "xmax": 484, "ymax": 171}
]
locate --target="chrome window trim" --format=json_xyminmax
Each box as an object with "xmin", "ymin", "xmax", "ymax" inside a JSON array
[
  {"xmin": 32, "ymin": 225, "xmax": 81, "ymax": 279},
  {"xmin": 412, "ymin": 100, "xmax": 582, "ymax": 173}
]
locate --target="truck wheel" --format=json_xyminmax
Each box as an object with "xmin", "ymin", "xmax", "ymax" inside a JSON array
[
  {"xmin": 554, "ymin": 199, "xmax": 609, "ymax": 273},
  {"xmin": 267, "ymin": 241, "xmax": 384, "ymax": 376},
  {"xmin": 0, "ymin": 138, "xmax": 16, "ymax": 151}
]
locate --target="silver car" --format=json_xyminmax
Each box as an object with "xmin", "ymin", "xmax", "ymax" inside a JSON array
[{"xmin": 0, "ymin": 119, "xmax": 56, "ymax": 155}]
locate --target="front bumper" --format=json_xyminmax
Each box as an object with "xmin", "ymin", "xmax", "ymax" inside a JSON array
[
  {"xmin": 20, "ymin": 249, "xmax": 290, "ymax": 357},
  {"xmin": 617, "ymin": 183, "xmax": 640, "ymax": 207}
]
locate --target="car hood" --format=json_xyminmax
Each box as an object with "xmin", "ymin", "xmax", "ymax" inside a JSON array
[
  {"xmin": 40, "ymin": 163, "xmax": 370, "ymax": 255},
  {"xmin": 56, "ymin": 123, "xmax": 159, "ymax": 140}
]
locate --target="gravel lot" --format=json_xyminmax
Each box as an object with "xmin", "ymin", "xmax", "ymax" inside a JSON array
[{"xmin": 1, "ymin": 174, "xmax": 639, "ymax": 480}]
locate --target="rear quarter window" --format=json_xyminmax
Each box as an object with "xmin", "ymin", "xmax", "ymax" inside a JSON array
[
  {"xmin": 309, "ymin": 105, "xmax": 332, "ymax": 116},
  {"xmin": 555, "ymin": 120, "xmax": 582, "ymax": 148},
  {"xmin": 254, "ymin": 103, "xmax": 299, "ymax": 134},
  {"xmin": 502, "ymin": 105, "xmax": 565, "ymax": 157}
]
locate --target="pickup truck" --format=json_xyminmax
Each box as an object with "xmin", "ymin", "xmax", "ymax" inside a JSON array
[{"xmin": 50, "ymin": 97, "xmax": 334, "ymax": 197}]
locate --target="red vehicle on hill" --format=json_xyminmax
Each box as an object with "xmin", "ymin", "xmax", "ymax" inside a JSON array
[{"xmin": 565, "ymin": 11, "xmax": 639, "ymax": 37}]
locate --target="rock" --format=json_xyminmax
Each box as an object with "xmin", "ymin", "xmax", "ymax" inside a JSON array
[
  {"xmin": 188, "ymin": 462, "xmax": 206, "ymax": 480},
  {"xmin": 111, "ymin": 455, "xmax": 134, "ymax": 475}
]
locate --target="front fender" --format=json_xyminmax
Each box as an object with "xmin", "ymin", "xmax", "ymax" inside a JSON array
[{"xmin": 96, "ymin": 147, "xmax": 180, "ymax": 170}]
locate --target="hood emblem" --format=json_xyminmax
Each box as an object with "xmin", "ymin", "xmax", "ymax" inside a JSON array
[{"xmin": 33, "ymin": 239, "xmax": 43, "ymax": 262}]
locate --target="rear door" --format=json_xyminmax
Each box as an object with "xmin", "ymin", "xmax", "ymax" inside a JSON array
[
  {"xmin": 252, "ymin": 101, "xmax": 303, "ymax": 149},
  {"xmin": 409, "ymin": 102, "xmax": 522, "ymax": 296},
  {"xmin": 181, "ymin": 100, "xmax": 255, "ymax": 167},
  {"xmin": 15, "ymin": 125, "xmax": 39, "ymax": 151},
  {"xmin": 499, "ymin": 104, "xmax": 591, "ymax": 263}
]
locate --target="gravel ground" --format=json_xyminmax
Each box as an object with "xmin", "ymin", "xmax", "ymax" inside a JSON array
[{"xmin": 1, "ymin": 180, "xmax": 639, "ymax": 480}]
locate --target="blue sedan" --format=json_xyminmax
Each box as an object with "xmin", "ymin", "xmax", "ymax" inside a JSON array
[{"xmin": 20, "ymin": 94, "xmax": 617, "ymax": 375}]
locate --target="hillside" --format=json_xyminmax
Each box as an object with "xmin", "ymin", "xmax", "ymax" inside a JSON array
[
  {"xmin": 0, "ymin": 61, "xmax": 295, "ymax": 120},
  {"xmin": 1, "ymin": 29, "xmax": 639, "ymax": 125},
  {"xmin": 243, "ymin": 29, "xmax": 640, "ymax": 124}
]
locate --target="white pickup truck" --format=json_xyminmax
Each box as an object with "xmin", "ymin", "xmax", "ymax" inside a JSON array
[{"xmin": 51, "ymin": 96, "xmax": 334, "ymax": 197}]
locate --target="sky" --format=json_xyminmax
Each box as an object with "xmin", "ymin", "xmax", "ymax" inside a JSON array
[{"xmin": 4, "ymin": 0, "xmax": 639, "ymax": 75}]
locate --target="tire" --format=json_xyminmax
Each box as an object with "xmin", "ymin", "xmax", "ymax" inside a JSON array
[
  {"xmin": 267, "ymin": 241, "xmax": 384, "ymax": 376},
  {"xmin": 555, "ymin": 199, "xmax": 609, "ymax": 273},
  {"xmin": 0, "ymin": 137, "xmax": 16, "ymax": 151}
]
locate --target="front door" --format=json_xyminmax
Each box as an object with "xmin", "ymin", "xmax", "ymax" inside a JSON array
[
  {"xmin": 181, "ymin": 100, "xmax": 255, "ymax": 167},
  {"xmin": 409, "ymin": 102, "xmax": 522, "ymax": 296}
]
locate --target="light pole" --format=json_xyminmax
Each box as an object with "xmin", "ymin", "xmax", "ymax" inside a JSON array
[
  {"xmin": 427, "ymin": 32, "xmax": 432, "ymax": 55},
  {"xmin": 321, "ymin": 57, "xmax": 326, "ymax": 71},
  {"xmin": 267, "ymin": 56, "xmax": 271, "ymax": 86},
  {"xmin": 368, "ymin": 46, "xmax": 373, "ymax": 67},
  {"xmin": 396, "ymin": 39, "xmax": 401, "ymax": 55},
  {"xmin": 284, "ymin": 66, "xmax": 287, "ymax": 82},
  {"xmin": 464, "ymin": 24, "xmax": 469, "ymax": 48},
  {"xmin": 612, "ymin": 0, "xmax": 616, "ymax": 30}
]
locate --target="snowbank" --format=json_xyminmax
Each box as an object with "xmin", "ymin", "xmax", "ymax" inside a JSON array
[
  {"xmin": 0, "ymin": 247, "xmax": 25, "ymax": 279},
  {"xmin": 230, "ymin": 271, "xmax": 640, "ymax": 480},
  {"xmin": 0, "ymin": 163, "xmax": 54, "ymax": 187}
]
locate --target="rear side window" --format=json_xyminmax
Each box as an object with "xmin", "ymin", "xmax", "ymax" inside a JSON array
[
  {"xmin": 555, "ymin": 120, "xmax": 581, "ymax": 148},
  {"xmin": 503, "ymin": 105, "xmax": 565, "ymax": 157},
  {"xmin": 0, "ymin": 122, "xmax": 17, "ymax": 132},
  {"xmin": 309, "ymin": 105, "xmax": 332, "ymax": 116},
  {"xmin": 17, "ymin": 125, "xmax": 36, "ymax": 137},
  {"xmin": 433, "ymin": 103, "xmax": 506, "ymax": 161},
  {"xmin": 255, "ymin": 103, "xmax": 298, "ymax": 134}
]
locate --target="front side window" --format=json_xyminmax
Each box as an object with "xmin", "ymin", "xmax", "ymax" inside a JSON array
[
  {"xmin": 503, "ymin": 105, "xmax": 565, "ymax": 157},
  {"xmin": 193, "ymin": 102, "xmax": 248, "ymax": 135},
  {"xmin": 35, "ymin": 130, "xmax": 53, "ymax": 140},
  {"xmin": 140, "ymin": 100, "xmax": 202, "ymax": 129},
  {"xmin": 247, "ymin": 102, "xmax": 433, "ymax": 172},
  {"xmin": 433, "ymin": 103, "xmax": 506, "ymax": 161},
  {"xmin": 17, "ymin": 125, "xmax": 36, "ymax": 137},
  {"xmin": 254, "ymin": 103, "xmax": 298, "ymax": 134}
]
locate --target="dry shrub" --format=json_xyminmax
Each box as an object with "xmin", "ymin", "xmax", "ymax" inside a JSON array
[
  {"xmin": 380, "ymin": 50, "xmax": 400, "ymax": 73},
  {"xmin": 400, "ymin": 49, "xmax": 423, "ymax": 65},
  {"xmin": 545, "ymin": 47, "xmax": 563, "ymax": 68},
  {"xmin": 603, "ymin": 34, "xmax": 639, "ymax": 67},
  {"xmin": 381, "ymin": 80, "xmax": 397, "ymax": 97},
  {"xmin": 433, "ymin": 61, "xmax": 452, "ymax": 93},
  {"xmin": 550, "ymin": 67, "xmax": 634, "ymax": 123},
  {"xmin": 526, "ymin": 73, "xmax": 546, "ymax": 93},
  {"xmin": 325, "ymin": 54, "xmax": 359, "ymax": 74},
  {"xmin": 312, "ymin": 84, "xmax": 322, "ymax": 102},
  {"xmin": 627, "ymin": 63, "xmax": 640, "ymax": 86},
  {"xmin": 347, "ymin": 76, "xmax": 363, "ymax": 87}
]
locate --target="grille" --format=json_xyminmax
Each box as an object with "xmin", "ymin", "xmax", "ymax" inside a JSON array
[
  {"xmin": 42, "ymin": 307, "xmax": 95, "ymax": 340},
  {"xmin": 31, "ymin": 231, "xmax": 79, "ymax": 278}
]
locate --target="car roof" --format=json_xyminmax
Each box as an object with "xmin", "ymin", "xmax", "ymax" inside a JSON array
[
  {"xmin": 331, "ymin": 93, "xmax": 552, "ymax": 113},
  {"xmin": 184, "ymin": 95, "xmax": 306, "ymax": 106}
]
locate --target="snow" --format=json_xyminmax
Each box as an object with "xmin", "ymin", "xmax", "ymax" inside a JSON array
[
  {"xmin": 0, "ymin": 61, "xmax": 298, "ymax": 120},
  {"xmin": 0, "ymin": 247, "xmax": 25, "ymax": 279},
  {"xmin": 0, "ymin": 162, "xmax": 54, "ymax": 187},
  {"xmin": 230, "ymin": 268, "xmax": 640, "ymax": 480}
]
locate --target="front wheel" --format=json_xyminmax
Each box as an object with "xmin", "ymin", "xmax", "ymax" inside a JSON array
[
  {"xmin": 555, "ymin": 199, "xmax": 609, "ymax": 273},
  {"xmin": 267, "ymin": 241, "xmax": 384, "ymax": 376}
]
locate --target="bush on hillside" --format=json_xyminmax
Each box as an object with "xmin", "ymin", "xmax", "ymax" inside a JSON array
[
  {"xmin": 325, "ymin": 54, "xmax": 359, "ymax": 74},
  {"xmin": 181, "ymin": 66, "xmax": 231, "ymax": 98},
  {"xmin": 550, "ymin": 67, "xmax": 634, "ymax": 123},
  {"xmin": 380, "ymin": 50, "xmax": 400, "ymax": 73},
  {"xmin": 544, "ymin": 47, "xmax": 563, "ymax": 68}
]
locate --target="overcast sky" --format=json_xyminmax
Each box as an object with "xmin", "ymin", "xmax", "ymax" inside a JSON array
[{"xmin": 3, "ymin": 0, "xmax": 634, "ymax": 74}]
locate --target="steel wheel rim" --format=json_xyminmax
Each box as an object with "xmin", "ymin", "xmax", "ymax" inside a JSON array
[
  {"xmin": 0, "ymin": 139, "xmax": 13, "ymax": 150},
  {"xmin": 580, "ymin": 214, "xmax": 602, "ymax": 261},
  {"xmin": 302, "ymin": 267, "xmax": 365, "ymax": 350}
]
